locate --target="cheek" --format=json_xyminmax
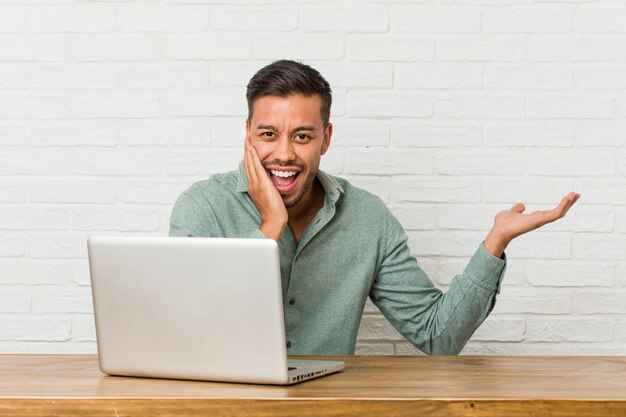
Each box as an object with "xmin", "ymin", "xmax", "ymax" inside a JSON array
[{"xmin": 252, "ymin": 142, "xmax": 274, "ymax": 161}]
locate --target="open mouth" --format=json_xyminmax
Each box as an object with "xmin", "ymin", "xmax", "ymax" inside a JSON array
[{"xmin": 268, "ymin": 169, "xmax": 301, "ymax": 194}]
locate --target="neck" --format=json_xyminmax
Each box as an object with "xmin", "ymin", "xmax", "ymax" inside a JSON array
[{"xmin": 286, "ymin": 178, "xmax": 324, "ymax": 224}]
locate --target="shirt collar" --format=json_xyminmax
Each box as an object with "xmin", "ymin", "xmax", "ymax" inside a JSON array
[{"xmin": 236, "ymin": 160, "xmax": 344, "ymax": 203}]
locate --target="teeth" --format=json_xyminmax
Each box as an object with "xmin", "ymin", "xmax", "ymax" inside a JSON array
[{"xmin": 271, "ymin": 170, "xmax": 298, "ymax": 178}]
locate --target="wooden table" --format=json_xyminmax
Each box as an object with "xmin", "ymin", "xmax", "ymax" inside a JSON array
[{"xmin": 1, "ymin": 355, "xmax": 625, "ymax": 416}]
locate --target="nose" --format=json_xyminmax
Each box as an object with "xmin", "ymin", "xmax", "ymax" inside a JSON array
[{"xmin": 273, "ymin": 135, "xmax": 296, "ymax": 163}]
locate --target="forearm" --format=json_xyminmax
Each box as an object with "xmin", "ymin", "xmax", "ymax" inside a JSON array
[{"xmin": 483, "ymin": 227, "xmax": 509, "ymax": 259}]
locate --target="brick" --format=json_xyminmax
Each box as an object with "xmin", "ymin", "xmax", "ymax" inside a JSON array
[
  {"xmin": 209, "ymin": 61, "xmax": 267, "ymax": 87},
  {"xmin": 310, "ymin": 62, "xmax": 392, "ymax": 88},
  {"xmin": 492, "ymin": 288, "xmax": 571, "ymax": 314},
  {"xmin": 73, "ymin": 34, "xmax": 159, "ymax": 62},
  {"xmin": 573, "ymin": 179, "xmax": 626, "ymax": 205},
  {"xmin": 162, "ymin": 34, "xmax": 251, "ymax": 60},
  {"xmin": 395, "ymin": 63, "xmax": 482, "ymax": 89},
  {"xmin": 482, "ymin": 179, "xmax": 576, "ymax": 204},
  {"xmin": 0, "ymin": 124, "xmax": 27, "ymax": 146},
  {"xmin": 121, "ymin": 5, "xmax": 208, "ymax": 32},
  {"xmin": 388, "ymin": 203, "xmax": 436, "ymax": 231},
  {"xmin": 505, "ymin": 231, "xmax": 571, "ymax": 260},
  {"xmin": 573, "ymin": 233, "xmax": 626, "ymax": 261},
  {"xmin": 528, "ymin": 95, "xmax": 614, "ymax": 119},
  {"xmin": 328, "ymin": 119, "xmax": 389, "ymax": 147},
  {"xmin": 391, "ymin": 6, "xmax": 481, "ymax": 33},
  {"xmin": 25, "ymin": 5, "xmax": 116, "ymax": 33},
  {"xmin": 574, "ymin": 7, "xmax": 626, "ymax": 32},
  {"xmin": 435, "ymin": 150, "xmax": 525, "ymax": 175},
  {"xmin": 0, "ymin": 63, "xmax": 26, "ymax": 88},
  {"xmin": 470, "ymin": 318, "xmax": 525, "ymax": 342},
  {"xmin": 436, "ymin": 95, "xmax": 525, "ymax": 119},
  {"xmin": 72, "ymin": 148, "xmax": 161, "ymax": 176},
  {"xmin": 484, "ymin": 64, "xmax": 573, "ymax": 89},
  {"xmin": 30, "ymin": 179, "xmax": 119, "ymax": 204},
  {"xmin": 122, "ymin": 180, "xmax": 191, "ymax": 204},
  {"xmin": 355, "ymin": 343, "xmax": 394, "ymax": 355},
  {"xmin": 72, "ymin": 206, "xmax": 160, "ymax": 232},
  {"xmin": 526, "ymin": 317, "xmax": 614, "ymax": 342},
  {"xmin": 302, "ymin": 6, "xmax": 387, "ymax": 32},
  {"xmin": 30, "ymin": 121, "xmax": 118, "ymax": 147},
  {"xmin": 32, "ymin": 286, "xmax": 92, "ymax": 313},
  {"xmin": 0, "ymin": 260, "xmax": 71, "ymax": 285},
  {"xmin": 436, "ymin": 204, "xmax": 495, "ymax": 231},
  {"xmin": 576, "ymin": 122, "xmax": 626, "ymax": 147},
  {"xmin": 118, "ymin": 63, "xmax": 209, "ymax": 89},
  {"xmin": 342, "ymin": 176, "xmax": 391, "ymax": 203},
  {"xmin": 406, "ymin": 231, "xmax": 484, "ymax": 257},
  {"xmin": 346, "ymin": 149, "xmax": 433, "ymax": 175},
  {"xmin": 348, "ymin": 91, "xmax": 432, "ymax": 118},
  {"xmin": 71, "ymin": 259, "xmax": 91, "ymax": 287},
  {"xmin": 0, "ymin": 316, "xmax": 70, "ymax": 342},
  {"xmin": 572, "ymin": 344, "xmax": 626, "ymax": 356},
  {"xmin": 28, "ymin": 64, "xmax": 116, "ymax": 90},
  {"xmin": 0, "ymin": 35, "xmax": 71, "ymax": 61},
  {"xmin": 0, "ymin": 149, "xmax": 72, "ymax": 175},
  {"xmin": 0, "ymin": 180, "xmax": 26, "ymax": 203},
  {"xmin": 573, "ymin": 290, "xmax": 626, "ymax": 314},
  {"xmin": 525, "ymin": 262, "xmax": 614, "ymax": 287},
  {"xmin": 617, "ymin": 264, "xmax": 626, "ymax": 287},
  {"xmin": 120, "ymin": 119, "xmax": 211, "ymax": 147},
  {"xmin": 162, "ymin": 149, "xmax": 241, "ymax": 176},
  {"xmin": 0, "ymin": 206, "xmax": 69, "ymax": 231},
  {"xmin": 395, "ymin": 178, "xmax": 481, "ymax": 203},
  {"xmin": 254, "ymin": 33, "xmax": 345, "ymax": 60},
  {"xmin": 462, "ymin": 342, "xmax": 571, "ymax": 356},
  {"xmin": 437, "ymin": 37, "xmax": 525, "ymax": 61},
  {"xmin": 0, "ymin": 234, "xmax": 24, "ymax": 257},
  {"xmin": 483, "ymin": 6, "xmax": 572, "ymax": 33},
  {"xmin": 485, "ymin": 122, "xmax": 574, "ymax": 147},
  {"xmin": 319, "ymin": 149, "xmax": 345, "ymax": 175},
  {"xmin": 0, "ymin": 288, "xmax": 30, "ymax": 313},
  {"xmin": 363, "ymin": 299, "xmax": 380, "ymax": 314},
  {"xmin": 348, "ymin": 35, "xmax": 435, "ymax": 61},
  {"xmin": 28, "ymin": 341, "xmax": 97, "ymax": 354},
  {"xmin": 528, "ymin": 36, "xmax": 616, "ymax": 62},
  {"xmin": 210, "ymin": 7, "xmax": 298, "ymax": 31},
  {"xmin": 544, "ymin": 205, "xmax": 613, "ymax": 233},
  {"xmin": 394, "ymin": 342, "xmax": 425, "ymax": 356},
  {"xmin": 391, "ymin": 122, "xmax": 482, "ymax": 148},
  {"xmin": 162, "ymin": 89, "xmax": 246, "ymax": 117},
  {"xmin": 72, "ymin": 93, "xmax": 159, "ymax": 119},
  {"xmin": 210, "ymin": 117, "xmax": 246, "ymax": 147},
  {"xmin": 575, "ymin": 65, "xmax": 626, "ymax": 89},
  {"xmin": 72, "ymin": 314, "xmax": 96, "ymax": 342},
  {"xmin": 0, "ymin": 6, "xmax": 23, "ymax": 32},
  {"xmin": 357, "ymin": 314, "xmax": 405, "ymax": 341},
  {"xmin": 0, "ymin": 94, "xmax": 70, "ymax": 119},
  {"xmin": 26, "ymin": 232, "xmax": 89, "ymax": 259},
  {"xmin": 526, "ymin": 149, "xmax": 615, "ymax": 176},
  {"xmin": 617, "ymin": 207, "xmax": 626, "ymax": 232}
]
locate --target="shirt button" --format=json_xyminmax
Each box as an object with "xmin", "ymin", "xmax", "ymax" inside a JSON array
[
  {"xmin": 286, "ymin": 340, "xmax": 291, "ymax": 348},
  {"xmin": 288, "ymin": 298, "xmax": 295, "ymax": 305}
]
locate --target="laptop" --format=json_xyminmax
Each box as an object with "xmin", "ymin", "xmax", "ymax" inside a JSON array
[{"xmin": 87, "ymin": 236, "xmax": 344, "ymax": 385}]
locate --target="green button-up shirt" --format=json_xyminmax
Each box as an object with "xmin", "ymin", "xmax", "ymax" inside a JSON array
[{"xmin": 169, "ymin": 162, "xmax": 507, "ymax": 355}]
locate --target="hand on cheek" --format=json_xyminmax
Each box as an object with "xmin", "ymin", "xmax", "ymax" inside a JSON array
[{"xmin": 243, "ymin": 136, "xmax": 288, "ymax": 241}]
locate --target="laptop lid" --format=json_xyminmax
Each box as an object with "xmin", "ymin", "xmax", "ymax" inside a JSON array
[{"xmin": 88, "ymin": 236, "xmax": 291, "ymax": 384}]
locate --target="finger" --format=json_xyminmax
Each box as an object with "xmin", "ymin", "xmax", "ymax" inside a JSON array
[
  {"xmin": 510, "ymin": 203, "xmax": 525, "ymax": 213},
  {"xmin": 560, "ymin": 192, "xmax": 581, "ymax": 217},
  {"xmin": 248, "ymin": 144, "xmax": 266, "ymax": 184},
  {"xmin": 244, "ymin": 145, "xmax": 257, "ymax": 186}
]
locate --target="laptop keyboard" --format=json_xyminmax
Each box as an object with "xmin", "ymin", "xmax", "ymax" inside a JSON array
[{"xmin": 288, "ymin": 367, "xmax": 297, "ymax": 371}]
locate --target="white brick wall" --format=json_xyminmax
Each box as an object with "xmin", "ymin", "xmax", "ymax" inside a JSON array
[{"xmin": 0, "ymin": 0, "xmax": 624, "ymax": 356}]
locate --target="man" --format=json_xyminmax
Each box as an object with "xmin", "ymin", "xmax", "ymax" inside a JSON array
[{"xmin": 170, "ymin": 60, "xmax": 580, "ymax": 355}]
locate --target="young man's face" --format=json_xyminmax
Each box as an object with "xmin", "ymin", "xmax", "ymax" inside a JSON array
[{"xmin": 245, "ymin": 94, "xmax": 332, "ymax": 209}]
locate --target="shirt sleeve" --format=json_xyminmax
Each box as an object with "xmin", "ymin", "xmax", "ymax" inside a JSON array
[
  {"xmin": 369, "ymin": 209, "xmax": 507, "ymax": 355},
  {"xmin": 169, "ymin": 191, "xmax": 266, "ymax": 239}
]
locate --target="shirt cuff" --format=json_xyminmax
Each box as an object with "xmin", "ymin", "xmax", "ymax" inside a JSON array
[
  {"xmin": 464, "ymin": 242, "xmax": 507, "ymax": 293},
  {"xmin": 248, "ymin": 229, "xmax": 268, "ymax": 239}
]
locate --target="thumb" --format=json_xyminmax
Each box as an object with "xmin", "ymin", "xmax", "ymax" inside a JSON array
[{"xmin": 510, "ymin": 203, "xmax": 525, "ymax": 213}]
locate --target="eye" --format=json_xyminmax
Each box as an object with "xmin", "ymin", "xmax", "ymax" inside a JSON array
[
  {"xmin": 295, "ymin": 134, "xmax": 311, "ymax": 141},
  {"xmin": 260, "ymin": 131, "xmax": 274, "ymax": 138}
]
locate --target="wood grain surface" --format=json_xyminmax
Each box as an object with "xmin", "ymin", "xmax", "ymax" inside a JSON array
[{"xmin": 1, "ymin": 354, "xmax": 625, "ymax": 416}]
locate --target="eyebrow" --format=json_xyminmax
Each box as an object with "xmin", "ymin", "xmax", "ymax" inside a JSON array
[{"xmin": 256, "ymin": 124, "xmax": 317, "ymax": 133}]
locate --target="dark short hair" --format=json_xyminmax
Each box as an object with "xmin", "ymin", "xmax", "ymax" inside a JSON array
[{"xmin": 246, "ymin": 60, "xmax": 332, "ymax": 128}]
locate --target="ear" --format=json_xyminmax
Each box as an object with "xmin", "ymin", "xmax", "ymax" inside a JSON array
[{"xmin": 321, "ymin": 122, "xmax": 332, "ymax": 155}]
